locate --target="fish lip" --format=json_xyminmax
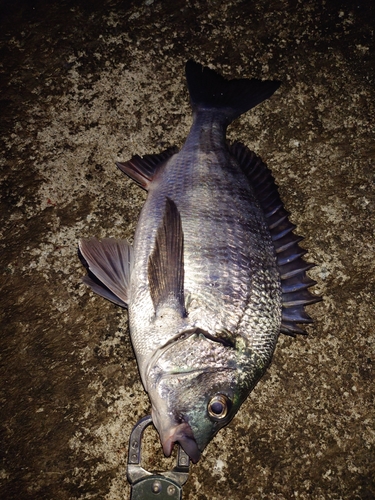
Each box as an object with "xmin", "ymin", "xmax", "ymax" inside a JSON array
[{"xmin": 161, "ymin": 422, "xmax": 201, "ymax": 464}]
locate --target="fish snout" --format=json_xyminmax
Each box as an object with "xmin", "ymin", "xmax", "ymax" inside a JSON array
[{"xmin": 160, "ymin": 421, "xmax": 201, "ymax": 463}]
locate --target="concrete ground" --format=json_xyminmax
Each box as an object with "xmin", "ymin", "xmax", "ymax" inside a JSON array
[{"xmin": 1, "ymin": 0, "xmax": 374, "ymax": 498}]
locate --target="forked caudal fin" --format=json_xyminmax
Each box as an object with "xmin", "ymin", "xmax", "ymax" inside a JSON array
[
  {"xmin": 116, "ymin": 62, "xmax": 280, "ymax": 188},
  {"xmin": 185, "ymin": 60, "xmax": 281, "ymax": 124}
]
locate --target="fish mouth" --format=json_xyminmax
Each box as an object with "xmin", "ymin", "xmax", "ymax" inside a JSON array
[{"xmin": 160, "ymin": 422, "xmax": 201, "ymax": 464}]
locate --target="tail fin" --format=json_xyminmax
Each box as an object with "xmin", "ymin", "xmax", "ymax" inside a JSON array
[{"xmin": 185, "ymin": 60, "xmax": 281, "ymax": 124}]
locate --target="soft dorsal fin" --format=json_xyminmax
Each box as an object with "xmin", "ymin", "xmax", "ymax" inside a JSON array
[
  {"xmin": 79, "ymin": 238, "xmax": 133, "ymax": 308},
  {"xmin": 229, "ymin": 141, "xmax": 322, "ymax": 336},
  {"xmin": 148, "ymin": 198, "xmax": 186, "ymax": 316},
  {"xmin": 116, "ymin": 146, "xmax": 179, "ymax": 190}
]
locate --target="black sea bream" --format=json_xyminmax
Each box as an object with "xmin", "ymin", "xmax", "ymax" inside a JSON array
[{"xmin": 79, "ymin": 61, "xmax": 321, "ymax": 463}]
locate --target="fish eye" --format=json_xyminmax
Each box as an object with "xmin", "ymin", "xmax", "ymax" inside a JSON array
[{"xmin": 207, "ymin": 394, "xmax": 231, "ymax": 420}]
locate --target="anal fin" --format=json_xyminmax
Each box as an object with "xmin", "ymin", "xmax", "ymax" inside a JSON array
[
  {"xmin": 148, "ymin": 198, "xmax": 185, "ymax": 316},
  {"xmin": 116, "ymin": 146, "xmax": 178, "ymax": 190}
]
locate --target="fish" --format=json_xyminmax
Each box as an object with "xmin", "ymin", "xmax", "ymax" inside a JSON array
[{"xmin": 78, "ymin": 60, "xmax": 321, "ymax": 463}]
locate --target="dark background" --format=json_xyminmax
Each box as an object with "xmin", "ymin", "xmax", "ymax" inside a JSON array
[{"xmin": 1, "ymin": 0, "xmax": 374, "ymax": 498}]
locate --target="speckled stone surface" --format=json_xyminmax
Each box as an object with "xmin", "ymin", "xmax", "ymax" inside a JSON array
[{"xmin": 1, "ymin": 1, "xmax": 374, "ymax": 498}]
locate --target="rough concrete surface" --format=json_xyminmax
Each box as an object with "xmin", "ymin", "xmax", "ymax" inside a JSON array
[{"xmin": 1, "ymin": 0, "xmax": 374, "ymax": 498}]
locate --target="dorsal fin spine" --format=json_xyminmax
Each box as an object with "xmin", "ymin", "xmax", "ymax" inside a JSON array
[{"xmin": 229, "ymin": 141, "xmax": 321, "ymax": 335}]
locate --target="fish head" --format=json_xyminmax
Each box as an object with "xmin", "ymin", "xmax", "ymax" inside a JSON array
[
  {"xmin": 150, "ymin": 368, "xmax": 238, "ymax": 463},
  {"xmin": 146, "ymin": 329, "xmax": 264, "ymax": 463}
]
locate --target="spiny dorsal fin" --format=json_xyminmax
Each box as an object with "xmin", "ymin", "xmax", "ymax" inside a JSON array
[
  {"xmin": 148, "ymin": 197, "xmax": 185, "ymax": 316},
  {"xmin": 79, "ymin": 238, "xmax": 133, "ymax": 307},
  {"xmin": 116, "ymin": 146, "xmax": 178, "ymax": 190},
  {"xmin": 229, "ymin": 141, "xmax": 322, "ymax": 336}
]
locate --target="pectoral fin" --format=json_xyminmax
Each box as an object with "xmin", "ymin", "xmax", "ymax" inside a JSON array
[
  {"xmin": 79, "ymin": 238, "xmax": 133, "ymax": 307},
  {"xmin": 148, "ymin": 198, "xmax": 185, "ymax": 316}
]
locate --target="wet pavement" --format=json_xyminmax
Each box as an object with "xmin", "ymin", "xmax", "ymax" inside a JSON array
[{"xmin": 1, "ymin": 0, "xmax": 374, "ymax": 498}]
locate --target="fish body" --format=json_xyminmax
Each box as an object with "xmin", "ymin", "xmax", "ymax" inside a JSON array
[
  {"xmin": 79, "ymin": 61, "xmax": 320, "ymax": 463},
  {"xmin": 131, "ymin": 110, "xmax": 281, "ymax": 381}
]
